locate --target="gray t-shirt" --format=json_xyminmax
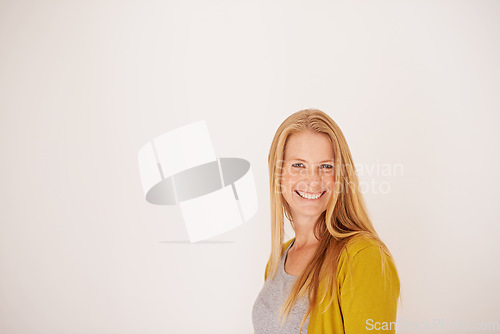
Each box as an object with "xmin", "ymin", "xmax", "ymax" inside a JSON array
[{"xmin": 252, "ymin": 239, "xmax": 310, "ymax": 334}]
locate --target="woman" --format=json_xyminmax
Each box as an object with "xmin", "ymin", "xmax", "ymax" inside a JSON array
[{"xmin": 252, "ymin": 109, "xmax": 400, "ymax": 334}]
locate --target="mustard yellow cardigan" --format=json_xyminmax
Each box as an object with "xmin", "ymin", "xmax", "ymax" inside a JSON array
[{"xmin": 263, "ymin": 235, "xmax": 400, "ymax": 334}]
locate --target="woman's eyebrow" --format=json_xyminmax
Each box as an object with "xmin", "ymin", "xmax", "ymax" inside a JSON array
[{"xmin": 289, "ymin": 158, "xmax": 334, "ymax": 163}]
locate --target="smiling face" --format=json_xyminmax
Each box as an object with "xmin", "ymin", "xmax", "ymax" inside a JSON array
[{"xmin": 280, "ymin": 130, "xmax": 335, "ymax": 223}]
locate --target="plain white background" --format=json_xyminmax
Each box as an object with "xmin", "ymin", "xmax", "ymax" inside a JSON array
[{"xmin": 1, "ymin": 1, "xmax": 499, "ymax": 333}]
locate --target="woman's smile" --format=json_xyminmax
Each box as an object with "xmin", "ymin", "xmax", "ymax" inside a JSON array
[{"xmin": 294, "ymin": 190, "xmax": 326, "ymax": 200}]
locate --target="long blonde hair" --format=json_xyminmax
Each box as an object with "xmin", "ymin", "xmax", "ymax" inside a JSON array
[{"xmin": 266, "ymin": 108, "xmax": 398, "ymax": 332}]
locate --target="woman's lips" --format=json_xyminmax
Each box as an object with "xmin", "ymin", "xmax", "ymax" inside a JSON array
[{"xmin": 295, "ymin": 190, "xmax": 326, "ymax": 200}]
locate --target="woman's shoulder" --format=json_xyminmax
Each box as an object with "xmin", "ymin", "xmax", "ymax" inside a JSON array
[
  {"xmin": 341, "ymin": 233, "xmax": 387, "ymax": 259},
  {"xmin": 337, "ymin": 233, "xmax": 400, "ymax": 296},
  {"xmin": 282, "ymin": 234, "xmax": 382, "ymax": 256},
  {"xmin": 282, "ymin": 234, "xmax": 388, "ymax": 260}
]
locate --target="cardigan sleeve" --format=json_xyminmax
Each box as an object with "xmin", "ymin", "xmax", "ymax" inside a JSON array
[{"xmin": 339, "ymin": 244, "xmax": 400, "ymax": 333}]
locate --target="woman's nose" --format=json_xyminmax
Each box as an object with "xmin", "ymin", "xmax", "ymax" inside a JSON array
[{"xmin": 303, "ymin": 168, "xmax": 322, "ymax": 183}]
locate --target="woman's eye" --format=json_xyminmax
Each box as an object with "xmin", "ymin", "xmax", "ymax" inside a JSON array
[
  {"xmin": 291, "ymin": 163, "xmax": 304, "ymax": 168},
  {"xmin": 320, "ymin": 164, "xmax": 334, "ymax": 169}
]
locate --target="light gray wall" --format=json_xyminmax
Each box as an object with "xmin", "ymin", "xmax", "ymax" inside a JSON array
[{"xmin": 1, "ymin": 1, "xmax": 499, "ymax": 333}]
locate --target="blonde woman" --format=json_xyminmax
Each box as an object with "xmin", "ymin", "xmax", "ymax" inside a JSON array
[{"xmin": 252, "ymin": 109, "xmax": 400, "ymax": 334}]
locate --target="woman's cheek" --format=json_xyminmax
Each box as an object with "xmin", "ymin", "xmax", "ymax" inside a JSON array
[{"xmin": 279, "ymin": 175, "xmax": 290, "ymax": 194}]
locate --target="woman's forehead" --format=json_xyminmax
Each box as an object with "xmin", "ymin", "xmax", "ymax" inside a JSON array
[{"xmin": 284, "ymin": 131, "xmax": 334, "ymax": 159}]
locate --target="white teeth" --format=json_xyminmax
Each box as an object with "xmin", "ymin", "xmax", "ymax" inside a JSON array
[{"xmin": 297, "ymin": 191, "xmax": 324, "ymax": 200}]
